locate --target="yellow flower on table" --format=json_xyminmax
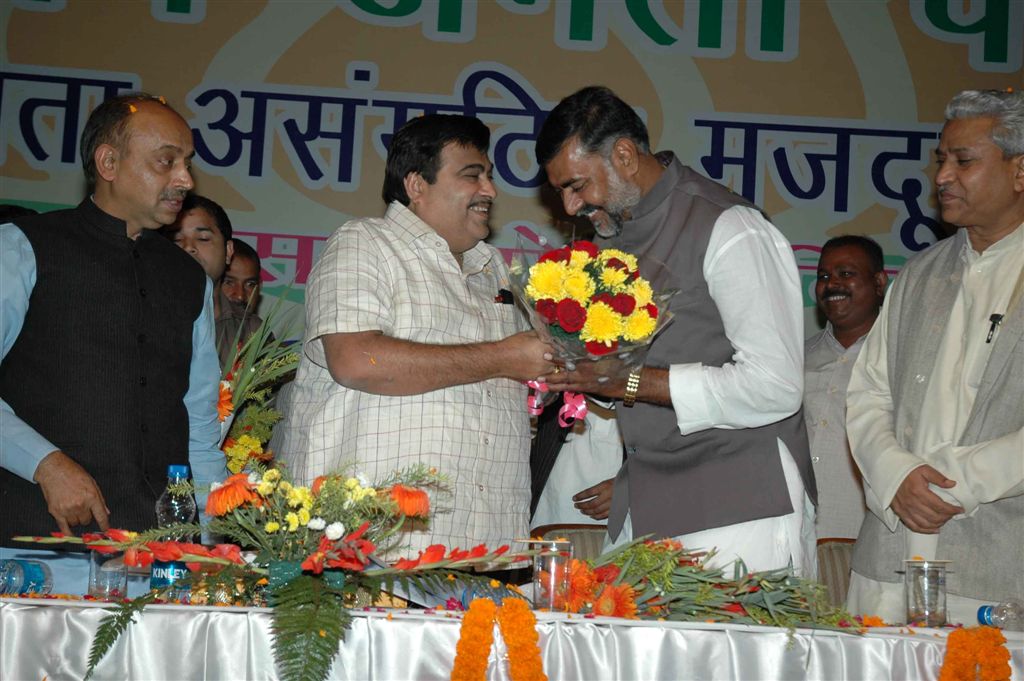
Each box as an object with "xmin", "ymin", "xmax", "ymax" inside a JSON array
[
  {"xmin": 264, "ymin": 521, "xmax": 280, "ymax": 533},
  {"xmin": 285, "ymin": 512, "xmax": 300, "ymax": 532}
]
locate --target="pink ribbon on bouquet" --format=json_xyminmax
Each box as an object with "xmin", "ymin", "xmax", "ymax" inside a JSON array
[{"xmin": 525, "ymin": 381, "xmax": 588, "ymax": 427}]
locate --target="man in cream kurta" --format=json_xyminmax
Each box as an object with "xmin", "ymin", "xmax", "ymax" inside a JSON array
[{"xmin": 846, "ymin": 90, "xmax": 1024, "ymax": 624}]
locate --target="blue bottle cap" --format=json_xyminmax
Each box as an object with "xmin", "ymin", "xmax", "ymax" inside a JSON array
[
  {"xmin": 167, "ymin": 464, "xmax": 190, "ymax": 479},
  {"xmin": 978, "ymin": 605, "xmax": 993, "ymax": 625}
]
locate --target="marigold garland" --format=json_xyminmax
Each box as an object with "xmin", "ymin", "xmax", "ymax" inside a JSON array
[
  {"xmin": 497, "ymin": 598, "xmax": 547, "ymax": 681},
  {"xmin": 451, "ymin": 598, "xmax": 546, "ymax": 681},
  {"xmin": 939, "ymin": 626, "xmax": 1011, "ymax": 681},
  {"xmin": 451, "ymin": 598, "xmax": 497, "ymax": 681}
]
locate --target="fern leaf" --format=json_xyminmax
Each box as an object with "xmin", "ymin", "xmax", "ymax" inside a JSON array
[{"xmin": 85, "ymin": 591, "xmax": 158, "ymax": 680}]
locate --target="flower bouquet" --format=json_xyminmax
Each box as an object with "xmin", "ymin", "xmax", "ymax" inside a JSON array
[
  {"xmin": 508, "ymin": 238, "xmax": 676, "ymax": 360},
  {"xmin": 218, "ymin": 293, "xmax": 299, "ymax": 471},
  {"xmin": 16, "ymin": 463, "xmax": 532, "ymax": 681},
  {"xmin": 507, "ymin": 237, "xmax": 677, "ymax": 421}
]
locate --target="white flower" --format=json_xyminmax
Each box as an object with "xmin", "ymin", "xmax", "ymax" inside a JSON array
[
  {"xmin": 248, "ymin": 472, "xmax": 260, "ymax": 485},
  {"xmin": 325, "ymin": 522, "xmax": 345, "ymax": 540},
  {"xmin": 356, "ymin": 473, "xmax": 370, "ymax": 488},
  {"xmin": 307, "ymin": 517, "xmax": 326, "ymax": 531},
  {"xmin": 210, "ymin": 481, "xmax": 223, "ymax": 492}
]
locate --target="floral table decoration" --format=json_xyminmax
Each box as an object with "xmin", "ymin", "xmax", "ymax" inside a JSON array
[{"xmin": 16, "ymin": 463, "xmax": 531, "ymax": 681}]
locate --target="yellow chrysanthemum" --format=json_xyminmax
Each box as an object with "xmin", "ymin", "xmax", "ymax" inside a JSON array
[
  {"xmin": 264, "ymin": 521, "xmax": 280, "ymax": 533},
  {"xmin": 297, "ymin": 507, "xmax": 311, "ymax": 525},
  {"xmin": 278, "ymin": 481, "xmax": 293, "ymax": 494},
  {"xmin": 628, "ymin": 278, "xmax": 653, "ymax": 307},
  {"xmin": 287, "ymin": 485, "xmax": 313, "ymax": 509},
  {"xmin": 562, "ymin": 269, "xmax": 596, "ymax": 303},
  {"xmin": 285, "ymin": 512, "xmax": 300, "ymax": 532},
  {"xmin": 580, "ymin": 302, "xmax": 624, "ymax": 343},
  {"xmin": 257, "ymin": 481, "xmax": 275, "ymax": 496},
  {"xmin": 344, "ymin": 477, "xmax": 360, "ymax": 490},
  {"xmin": 262, "ymin": 469, "xmax": 281, "ymax": 483},
  {"xmin": 569, "ymin": 249, "xmax": 593, "ymax": 268},
  {"xmin": 525, "ymin": 260, "xmax": 568, "ymax": 301},
  {"xmin": 623, "ymin": 308, "xmax": 658, "ymax": 341},
  {"xmin": 600, "ymin": 266, "xmax": 629, "ymax": 290},
  {"xmin": 597, "ymin": 249, "xmax": 638, "ymax": 270}
]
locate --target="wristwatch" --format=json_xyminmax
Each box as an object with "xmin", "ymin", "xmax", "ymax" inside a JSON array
[{"xmin": 623, "ymin": 369, "xmax": 642, "ymax": 408}]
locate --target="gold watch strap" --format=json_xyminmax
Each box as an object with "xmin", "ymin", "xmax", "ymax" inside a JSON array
[{"xmin": 623, "ymin": 369, "xmax": 642, "ymax": 408}]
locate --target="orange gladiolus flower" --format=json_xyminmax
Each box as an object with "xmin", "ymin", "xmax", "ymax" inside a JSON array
[
  {"xmin": 217, "ymin": 380, "xmax": 234, "ymax": 422},
  {"xmin": 592, "ymin": 583, "xmax": 638, "ymax": 619},
  {"xmin": 311, "ymin": 475, "xmax": 328, "ymax": 495},
  {"xmin": 205, "ymin": 473, "xmax": 257, "ymax": 516},
  {"xmin": 390, "ymin": 484, "xmax": 430, "ymax": 517}
]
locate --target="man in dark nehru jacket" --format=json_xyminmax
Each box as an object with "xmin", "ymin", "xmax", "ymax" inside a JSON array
[
  {"xmin": 538, "ymin": 86, "xmax": 817, "ymax": 576},
  {"xmin": 0, "ymin": 93, "xmax": 226, "ymax": 592}
]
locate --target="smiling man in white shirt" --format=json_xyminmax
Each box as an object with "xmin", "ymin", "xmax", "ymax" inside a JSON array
[
  {"xmin": 846, "ymin": 89, "xmax": 1024, "ymax": 624},
  {"xmin": 537, "ymin": 86, "xmax": 817, "ymax": 576}
]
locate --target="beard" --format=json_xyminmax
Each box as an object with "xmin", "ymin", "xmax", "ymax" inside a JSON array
[{"xmin": 579, "ymin": 163, "xmax": 643, "ymax": 238}]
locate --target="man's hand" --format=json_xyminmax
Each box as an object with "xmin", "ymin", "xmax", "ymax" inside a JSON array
[
  {"xmin": 33, "ymin": 450, "xmax": 110, "ymax": 536},
  {"xmin": 573, "ymin": 478, "xmax": 615, "ymax": 520},
  {"xmin": 890, "ymin": 465, "xmax": 963, "ymax": 534},
  {"xmin": 542, "ymin": 355, "xmax": 631, "ymax": 400},
  {"xmin": 496, "ymin": 331, "xmax": 558, "ymax": 382}
]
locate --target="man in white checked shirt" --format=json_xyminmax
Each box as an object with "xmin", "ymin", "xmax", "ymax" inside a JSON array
[{"xmin": 275, "ymin": 115, "xmax": 556, "ymax": 560}]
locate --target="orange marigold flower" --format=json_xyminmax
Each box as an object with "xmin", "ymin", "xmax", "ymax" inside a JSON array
[
  {"xmin": 390, "ymin": 484, "xmax": 430, "ymax": 518},
  {"xmin": 592, "ymin": 583, "xmax": 638, "ymax": 619},
  {"xmin": 205, "ymin": 473, "xmax": 256, "ymax": 516},
  {"xmin": 217, "ymin": 381, "xmax": 234, "ymax": 422}
]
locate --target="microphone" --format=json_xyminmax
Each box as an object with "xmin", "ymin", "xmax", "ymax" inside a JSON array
[{"xmin": 986, "ymin": 313, "xmax": 1004, "ymax": 343}]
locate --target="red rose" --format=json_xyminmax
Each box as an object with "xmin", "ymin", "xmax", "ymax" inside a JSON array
[
  {"xmin": 535, "ymin": 299, "xmax": 558, "ymax": 323},
  {"xmin": 590, "ymin": 292, "xmax": 614, "ymax": 306},
  {"xmin": 605, "ymin": 257, "xmax": 628, "ymax": 271},
  {"xmin": 570, "ymin": 240, "xmax": 599, "ymax": 257},
  {"xmin": 538, "ymin": 247, "xmax": 571, "ymax": 264},
  {"xmin": 609, "ymin": 293, "xmax": 636, "ymax": 316},
  {"xmin": 556, "ymin": 299, "xmax": 587, "ymax": 332},
  {"xmin": 644, "ymin": 303, "xmax": 658, "ymax": 319},
  {"xmin": 585, "ymin": 340, "xmax": 618, "ymax": 355}
]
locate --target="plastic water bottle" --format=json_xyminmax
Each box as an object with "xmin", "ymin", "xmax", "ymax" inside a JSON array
[
  {"xmin": 0, "ymin": 559, "xmax": 53, "ymax": 595},
  {"xmin": 978, "ymin": 599, "xmax": 1024, "ymax": 631},
  {"xmin": 150, "ymin": 464, "xmax": 197, "ymax": 601}
]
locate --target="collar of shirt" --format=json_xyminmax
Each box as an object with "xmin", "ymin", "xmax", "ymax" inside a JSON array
[
  {"xmin": 383, "ymin": 200, "xmax": 495, "ymax": 276},
  {"xmin": 958, "ymin": 221, "xmax": 1024, "ymax": 265},
  {"xmin": 623, "ymin": 151, "xmax": 681, "ymax": 227},
  {"xmin": 81, "ymin": 197, "xmax": 148, "ymax": 243}
]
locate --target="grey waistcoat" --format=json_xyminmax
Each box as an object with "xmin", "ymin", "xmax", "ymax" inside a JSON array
[
  {"xmin": 851, "ymin": 230, "xmax": 1024, "ymax": 600},
  {"xmin": 603, "ymin": 154, "xmax": 815, "ymax": 540}
]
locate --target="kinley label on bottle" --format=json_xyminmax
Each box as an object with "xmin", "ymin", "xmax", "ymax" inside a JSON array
[{"xmin": 149, "ymin": 560, "xmax": 189, "ymax": 591}]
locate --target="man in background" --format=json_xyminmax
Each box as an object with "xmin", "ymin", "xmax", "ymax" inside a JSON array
[
  {"xmin": 223, "ymin": 237, "xmax": 264, "ymax": 311},
  {"xmin": 166, "ymin": 194, "xmax": 260, "ymax": 369},
  {"xmin": 538, "ymin": 86, "xmax": 817, "ymax": 576},
  {"xmin": 847, "ymin": 89, "xmax": 1024, "ymax": 623},
  {"xmin": 275, "ymin": 114, "xmax": 555, "ymax": 557},
  {"xmin": 805, "ymin": 235, "xmax": 887, "ymax": 605},
  {"xmin": 0, "ymin": 94, "xmax": 225, "ymax": 592}
]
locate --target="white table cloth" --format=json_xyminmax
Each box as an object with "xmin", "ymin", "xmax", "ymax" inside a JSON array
[{"xmin": 3, "ymin": 598, "xmax": 1023, "ymax": 680}]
